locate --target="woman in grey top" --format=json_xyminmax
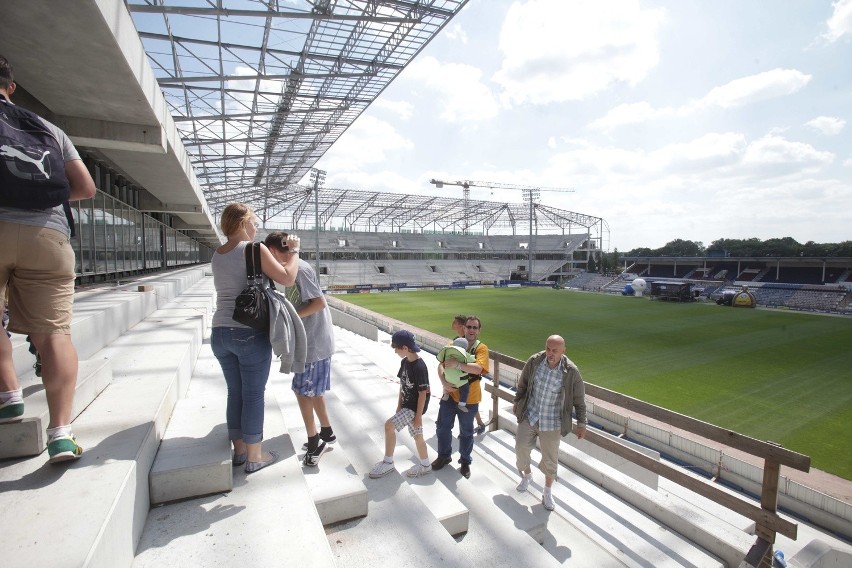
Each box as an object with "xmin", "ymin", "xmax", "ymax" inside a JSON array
[{"xmin": 211, "ymin": 203, "xmax": 300, "ymax": 473}]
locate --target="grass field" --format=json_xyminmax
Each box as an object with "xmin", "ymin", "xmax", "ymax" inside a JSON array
[{"xmin": 338, "ymin": 287, "xmax": 852, "ymax": 479}]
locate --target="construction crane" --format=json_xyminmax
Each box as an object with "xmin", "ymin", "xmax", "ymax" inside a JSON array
[
  {"xmin": 429, "ymin": 178, "xmax": 573, "ymax": 201},
  {"xmin": 428, "ymin": 179, "xmax": 575, "ymax": 281}
]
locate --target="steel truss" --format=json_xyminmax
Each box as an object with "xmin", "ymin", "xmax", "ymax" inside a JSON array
[
  {"xmin": 254, "ymin": 185, "xmax": 609, "ymax": 246},
  {"xmin": 127, "ymin": 0, "xmax": 469, "ymax": 218}
]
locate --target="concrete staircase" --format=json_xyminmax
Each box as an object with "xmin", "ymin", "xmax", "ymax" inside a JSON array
[
  {"xmin": 1, "ymin": 267, "xmax": 209, "ymax": 568},
  {"xmin": 4, "ymin": 269, "xmax": 851, "ymax": 568}
]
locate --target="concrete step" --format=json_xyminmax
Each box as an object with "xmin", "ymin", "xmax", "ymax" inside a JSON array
[
  {"xmin": 496, "ymin": 404, "xmax": 753, "ymax": 567},
  {"xmin": 148, "ymin": 343, "xmax": 232, "ymax": 505},
  {"xmin": 0, "ymin": 357, "xmax": 112, "ymax": 458},
  {"xmin": 485, "ymin": 428, "xmax": 726, "ymax": 568},
  {"xmin": 0, "ymin": 273, "xmax": 209, "ymax": 568},
  {"xmin": 69, "ymin": 266, "xmax": 207, "ymax": 362},
  {"xmin": 275, "ymin": 383, "xmax": 368, "ymax": 526},
  {"xmin": 328, "ymin": 347, "xmax": 470, "ymax": 536},
  {"xmin": 395, "ymin": 444, "xmax": 469, "ymax": 536},
  {"xmin": 466, "ymin": 438, "xmax": 553, "ymax": 544},
  {"xmin": 319, "ymin": 360, "xmax": 475, "ymax": 568},
  {"xmin": 135, "ymin": 373, "xmax": 336, "ymax": 567},
  {"xmin": 330, "ymin": 326, "xmax": 562, "ymax": 568},
  {"xmin": 470, "ymin": 432, "xmax": 631, "ymax": 567}
]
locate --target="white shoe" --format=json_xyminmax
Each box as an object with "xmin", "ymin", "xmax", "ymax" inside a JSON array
[
  {"xmin": 369, "ymin": 460, "xmax": 395, "ymax": 478},
  {"xmin": 516, "ymin": 474, "xmax": 532, "ymax": 492},
  {"xmin": 542, "ymin": 491, "xmax": 555, "ymax": 511},
  {"xmin": 405, "ymin": 463, "xmax": 433, "ymax": 478}
]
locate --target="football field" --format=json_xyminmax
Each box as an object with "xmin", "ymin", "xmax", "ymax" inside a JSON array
[{"xmin": 339, "ymin": 287, "xmax": 852, "ymax": 479}]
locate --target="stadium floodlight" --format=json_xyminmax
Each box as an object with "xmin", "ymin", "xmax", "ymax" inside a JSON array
[{"xmin": 310, "ymin": 168, "xmax": 327, "ymax": 278}]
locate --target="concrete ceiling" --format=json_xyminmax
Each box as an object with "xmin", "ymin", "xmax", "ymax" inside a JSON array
[{"xmin": 0, "ymin": 0, "xmax": 220, "ymax": 246}]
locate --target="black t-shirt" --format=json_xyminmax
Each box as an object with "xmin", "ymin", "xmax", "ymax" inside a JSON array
[{"xmin": 398, "ymin": 357, "xmax": 430, "ymax": 413}]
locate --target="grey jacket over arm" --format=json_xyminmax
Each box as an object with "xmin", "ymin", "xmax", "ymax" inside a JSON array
[
  {"xmin": 265, "ymin": 287, "xmax": 307, "ymax": 374},
  {"xmin": 512, "ymin": 351, "xmax": 587, "ymax": 437}
]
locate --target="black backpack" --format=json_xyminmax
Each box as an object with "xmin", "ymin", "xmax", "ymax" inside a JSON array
[{"xmin": 0, "ymin": 101, "xmax": 71, "ymax": 210}]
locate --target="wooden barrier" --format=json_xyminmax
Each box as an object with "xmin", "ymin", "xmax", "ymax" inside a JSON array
[{"xmin": 486, "ymin": 350, "xmax": 810, "ymax": 568}]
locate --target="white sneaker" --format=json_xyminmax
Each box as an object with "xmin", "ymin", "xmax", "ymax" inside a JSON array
[
  {"xmin": 369, "ymin": 460, "xmax": 395, "ymax": 478},
  {"xmin": 405, "ymin": 463, "xmax": 433, "ymax": 478},
  {"xmin": 516, "ymin": 474, "xmax": 532, "ymax": 492},
  {"xmin": 542, "ymin": 491, "xmax": 555, "ymax": 511}
]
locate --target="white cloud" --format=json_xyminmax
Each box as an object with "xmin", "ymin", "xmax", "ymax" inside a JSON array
[
  {"xmin": 698, "ymin": 68, "xmax": 812, "ymax": 109},
  {"xmin": 403, "ymin": 56, "xmax": 500, "ymax": 122},
  {"xmin": 742, "ymin": 135, "xmax": 834, "ymax": 169},
  {"xmin": 844, "ymin": 156, "xmax": 852, "ymax": 167},
  {"xmin": 444, "ymin": 23, "xmax": 469, "ymax": 44},
  {"xmin": 823, "ymin": 0, "xmax": 852, "ymax": 42},
  {"xmin": 649, "ymin": 133, "xmax": 747, "ymax": 172},
  {"xmin": 373, "ymin": 99, "xmax": 414, "ymax": 120},
  {"xmin": 588, "ymin": 101, "xmax": 674, "ymax": 131},
  {"xmin": 588, "ymin": 69, "xmax": 812, "ymax": 131},
  {"xmin": 323, "ymin": 170, "xmax": 423, "ymax": 194},
  {"xmin": 804, "ymin": 116, "xmax": 846, "ymax": 135},
  {"xmin": 544, "ymin": 133, "xmax": 832, "ymax": 198},
  {"xmin": 316, "ymin": 115, "xmax": 414, "ymax": 172},
  {"xmin": 493, "ymin": 0, "xmax": 665, "ymax": 105}
]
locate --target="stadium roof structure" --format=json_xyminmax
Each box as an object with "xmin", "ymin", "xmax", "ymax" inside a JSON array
[
  {"xmin": 258, "ymin": 185, "xmax": 610, "ymax": 246},
  {"xmin": 127, "ymin": 0, "xmax": 470, "ymax": 219}
]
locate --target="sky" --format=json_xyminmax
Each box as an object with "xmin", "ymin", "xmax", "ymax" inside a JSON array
[{"xmin": 309, "ymin": 0, "xmax": 852, "ymax": 252}]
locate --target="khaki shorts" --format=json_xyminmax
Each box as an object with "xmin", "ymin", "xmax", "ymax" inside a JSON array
[
  {"xmin": 515, "ymin": 418, "xmax": 562, "ymax": 479},
  {"xmin": 0, "ymin": 222, "xmax": 75, "ymax": 335}
]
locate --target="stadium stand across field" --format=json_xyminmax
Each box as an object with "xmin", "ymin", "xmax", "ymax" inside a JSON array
[{"xmin": 566, "ymin": 258, "xmax": 852, "ymax": 314}]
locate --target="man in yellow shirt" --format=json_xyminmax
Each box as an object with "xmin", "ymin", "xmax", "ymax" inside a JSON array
[{"xmin": 431, "ymin": 316, "xmax": 489, "ymax": 479}]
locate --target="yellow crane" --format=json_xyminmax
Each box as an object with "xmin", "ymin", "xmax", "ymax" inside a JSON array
[{"xmin": 428, "ymin": 179, "xmax": 575, "ymax": 280}]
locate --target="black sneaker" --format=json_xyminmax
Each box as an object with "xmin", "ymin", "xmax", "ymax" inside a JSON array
[
  {"xmin": 431, "ymin": 455, "xmax": 452, "ymax": 470},
  {"xmin": 303, "ymin": 441, "xmax": 328, "ymax": 467},
  {"xmin": 301, "ymin": 431, "xmax": 337, "ymax": 451}
]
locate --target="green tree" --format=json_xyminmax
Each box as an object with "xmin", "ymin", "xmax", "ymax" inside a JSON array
[
  {"xmin": 762, "ymin": 237, "xmax": 801, "ymax": 257},
  {"xmin": 658, "ymin": 239, "xmax": 704, "ymax": 256},
  {"xmin": 587, "ymin": 255, "xmax": 598, "ymax": 273}
]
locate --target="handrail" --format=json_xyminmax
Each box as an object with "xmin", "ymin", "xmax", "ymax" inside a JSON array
[{"xmin": 486, "ymin": 350, "xmax": 810, "ymax": 564}]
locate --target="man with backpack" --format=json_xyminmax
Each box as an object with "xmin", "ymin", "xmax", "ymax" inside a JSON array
[{"xmin": 0, "ymin": 55, "xmax": 97, "ymax": 463}]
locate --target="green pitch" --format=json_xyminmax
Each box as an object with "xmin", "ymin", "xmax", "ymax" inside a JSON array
[{"xmin": 339, "ymin": 287, "xmax": 852, "ymax": 479}]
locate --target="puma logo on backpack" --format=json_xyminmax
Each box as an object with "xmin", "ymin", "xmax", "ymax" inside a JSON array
[{"xmin": 0, "ymin": 101, "xmax": 70, "ymax": 210}]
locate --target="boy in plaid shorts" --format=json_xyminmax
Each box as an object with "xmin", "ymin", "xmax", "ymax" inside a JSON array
[{"xmin": 369, "ymin": 330, "xmax": 433, "ymax": 478}]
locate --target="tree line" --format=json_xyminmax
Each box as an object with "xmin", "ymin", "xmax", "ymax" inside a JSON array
[{"xmin": 586, "ymin": 238, "xmax": 852, "ymax": 274}]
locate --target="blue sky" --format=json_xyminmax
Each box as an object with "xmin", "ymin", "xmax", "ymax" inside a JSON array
[{"xmin": 311, "ymin": 0, "xmax": 852, "ymax": 252}]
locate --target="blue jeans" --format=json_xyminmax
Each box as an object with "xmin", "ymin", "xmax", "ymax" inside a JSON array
[
  {"xmin": 211, "ymin": 327, "xmax": 272, "ymax": 444},
  {"xmin": 436, "ymin": 398, "xmax": 478, "ymax": 465}
]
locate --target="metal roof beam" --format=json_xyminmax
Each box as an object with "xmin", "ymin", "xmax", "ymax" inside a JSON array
[
  {"xmin": 127, "ymin": 5, "xmax": 420, "ymax": 23},
  {"xmin": 137, "ymin": 32, "xmax": 404, "ymax": 71},
  {"xmin": 157, "ymin": 71, "xmax": 372, "ymax": 84}
]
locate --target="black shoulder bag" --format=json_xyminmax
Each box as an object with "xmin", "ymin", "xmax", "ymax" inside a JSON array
[{"xmin": 233, "ymin": 242, "xmax": 273, "ymax": 331}]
